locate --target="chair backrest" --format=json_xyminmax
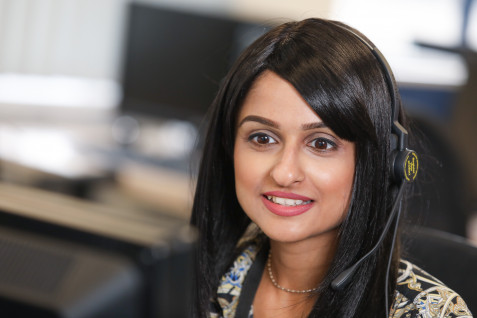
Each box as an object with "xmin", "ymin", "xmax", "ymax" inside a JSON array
[
  {"xmin": 406, "ymin": 115, "xmax": 470, "ymax": 237},
  {"xmin": 402, "ymin": 226, "xmax": 477, "ymax": 314}
]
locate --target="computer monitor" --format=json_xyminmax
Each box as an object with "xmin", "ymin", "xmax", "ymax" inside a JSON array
[
  {"xmin": 0, "ymin": 182, "xmax": 196, "ymax": 318},
  {"xmin": 119, "ymin": 3, "xmax": 268, "ymax": 124}
]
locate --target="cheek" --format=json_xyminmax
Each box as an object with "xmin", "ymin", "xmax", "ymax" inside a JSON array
[
  {"xmin": 328, "ymin": 165, "xmax": 354, "ymax": 193},
  {"xmin": 233, "ymin": 144, "xmax": 276, "ymax": 220},
  {"xmin": 307, "ymin": 158, "xmax": 355, "ymax": 207},
  {"xmin": 311, "ymin": 158, "xmax": 353, "ymax": 183}
]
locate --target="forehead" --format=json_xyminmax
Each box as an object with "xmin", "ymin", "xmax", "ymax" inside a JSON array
[{"xmin": 238, "ymin": 71, "xmax": 321, "ymax": 125}]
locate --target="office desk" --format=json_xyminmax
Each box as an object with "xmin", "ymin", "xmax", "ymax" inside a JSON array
[{"xmin": 0, "ymin": 113, "xmax": 194, "ymax": 220}]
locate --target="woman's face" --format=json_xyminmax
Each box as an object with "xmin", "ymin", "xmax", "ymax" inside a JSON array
[{"xmin": 234, "ymin": 71, "xmax": 356, "ymax": 244}]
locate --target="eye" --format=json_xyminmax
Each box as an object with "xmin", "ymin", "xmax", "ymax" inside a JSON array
[
  {"xmin": 249, "ymin": 133, "xmax": 277, "ymax": 146},
  {"xmin": 308, "ymin": 138, "xmax": 336, "ymax": 151}
]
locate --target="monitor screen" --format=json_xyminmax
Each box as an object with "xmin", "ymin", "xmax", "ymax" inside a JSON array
[{"xmin": 119, "ymin": 3, "xmax": 268, "ymax": 123}]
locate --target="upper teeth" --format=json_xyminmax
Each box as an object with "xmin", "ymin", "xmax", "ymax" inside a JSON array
[{"xmin": 266, "ymin": 196, "xmax": 311, "ymax": 206}]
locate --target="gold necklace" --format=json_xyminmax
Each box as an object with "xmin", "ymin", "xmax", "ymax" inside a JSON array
[{"xmin": 267, "ymin": 250, "xmax": 319, "ymax": 294}]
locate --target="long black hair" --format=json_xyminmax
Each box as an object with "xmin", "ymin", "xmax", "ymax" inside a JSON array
[{"xmin": 191, "ymin": 18, "xmax": 409, "ymax": 317}]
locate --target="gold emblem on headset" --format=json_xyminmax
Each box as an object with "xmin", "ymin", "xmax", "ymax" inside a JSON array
[{"xmin": 404, "ymin": 152, "xmax": 419, "ymax": 182}]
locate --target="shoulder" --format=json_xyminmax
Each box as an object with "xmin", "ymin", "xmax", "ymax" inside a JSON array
[
  {"xmin": 210, "ymin": 242, "xmax": 260, "ymax": 318},
  {"xmin": 390, "ymin": 259, "xmax": 472, "ymax": 318}
]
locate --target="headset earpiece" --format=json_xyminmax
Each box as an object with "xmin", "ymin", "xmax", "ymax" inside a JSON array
[
  {"xmin": 390, "ymin": 121, "xmax": 419, "ymax": 183},
  {"xmin": 393, "ymin": 149, "xmax": 419, "ymax": 183}
]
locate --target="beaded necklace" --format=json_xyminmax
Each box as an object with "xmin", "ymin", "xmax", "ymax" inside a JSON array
[{"xmin": 266, "ymin": 250, "xmax": 319, "ymax": 294}]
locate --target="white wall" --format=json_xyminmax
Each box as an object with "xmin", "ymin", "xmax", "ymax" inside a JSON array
[
  {"xmin": 0, "ymin": 0, "xmax": 128, "ymax": 79},
  {"xmin": 0, "ymin": 0, "xmax": 334, "ymax": 81},
  {"xmin": 229, "ymin": 0, "xmax": 333, "ymax": 21}
]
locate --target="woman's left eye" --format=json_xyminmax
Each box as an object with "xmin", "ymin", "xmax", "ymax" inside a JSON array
[{"xmin": 308, "ymin": 138, "xmax": 336, "ymax": 151}]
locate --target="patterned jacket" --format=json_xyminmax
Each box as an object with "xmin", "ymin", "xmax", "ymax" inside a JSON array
[{"xmin": 210, "ymin": 244, "xmax": 472, "ymax": 317}]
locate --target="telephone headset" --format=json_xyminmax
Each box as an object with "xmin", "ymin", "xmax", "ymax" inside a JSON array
[{"xmin": 329, "ymin": 26, "xmax": 419, "ymax": 317}]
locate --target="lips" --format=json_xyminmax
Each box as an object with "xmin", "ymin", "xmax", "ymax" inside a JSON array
[{"xmin": 262, "ymin": 191, "xmax": 314, "ymax": 216}]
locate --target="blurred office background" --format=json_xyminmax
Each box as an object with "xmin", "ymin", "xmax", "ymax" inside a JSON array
[{"xmin": 0, "ymin": 0, "xmax": 476, "ymax": 239}]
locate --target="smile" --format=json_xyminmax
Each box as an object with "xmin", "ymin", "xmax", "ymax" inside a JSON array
[
  {"xmin": 265, "ymin": 195, "xmax": 312, "ymax": 206},
  {"xmin": 261, "ymin": 191, "xmax": 314, "ymax": 217}
]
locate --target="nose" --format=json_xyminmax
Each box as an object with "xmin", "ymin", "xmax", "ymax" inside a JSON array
[{"xmin": 269, "ymin": 145, "xmax": 305, "ymax": 187}]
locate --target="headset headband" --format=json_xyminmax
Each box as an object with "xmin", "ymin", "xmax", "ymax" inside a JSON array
[{"xmin": 335, "ymin": 24, "xmax": 418, "ymax": 182}]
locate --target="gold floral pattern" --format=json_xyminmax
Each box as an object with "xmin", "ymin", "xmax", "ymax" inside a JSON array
[
  {"xmin": 390, "ymin": 260, "xmax": 472, "ymax": 317},
  {"xmin": 210, "ymin": 244, "xmax": 258, "ymax": 318}
]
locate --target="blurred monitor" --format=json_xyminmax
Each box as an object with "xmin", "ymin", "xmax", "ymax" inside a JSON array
[
  {"xmin": 119, "ymin": 3, "xmax": 269, "ymax": 124},
  {"xmin": 0, "ymin": 183, "xmax": 196, "ymax": 318}
]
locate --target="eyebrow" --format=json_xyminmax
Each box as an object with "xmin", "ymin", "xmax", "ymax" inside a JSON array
[
  {"xmin": 238, "ymin": 115, "xmax": 278, "ymax": 128},
  {"xmin": 301, "ymin": 122, "xmax": 328, "ymax": 130},
  {"xmin": 238, "ymin": 115, "xmax": 328, "ymax": 130}
]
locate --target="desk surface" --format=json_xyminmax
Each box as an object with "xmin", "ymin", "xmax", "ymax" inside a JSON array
[{"xmin": 0, "ymin": 114, "xmax": 195, "ymax": 219}]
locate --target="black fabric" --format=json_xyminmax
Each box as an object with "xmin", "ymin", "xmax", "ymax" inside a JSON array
[{"xmin": 235, "ymin": 245, "xmax": 268, "ymax": 318}]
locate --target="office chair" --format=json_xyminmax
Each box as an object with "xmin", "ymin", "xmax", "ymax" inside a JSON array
[
  {"xmin": 405, "ymin": 114, "xmax": 470, "ymax": 237},
  {"xmin": 402, "ymin": 226, "xmax": 477, "ymax": 314}
]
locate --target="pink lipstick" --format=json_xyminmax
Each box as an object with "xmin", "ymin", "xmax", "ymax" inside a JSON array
[{"xmin": 261, "ymin": 191, "xmax": 314, "ymax": 217}]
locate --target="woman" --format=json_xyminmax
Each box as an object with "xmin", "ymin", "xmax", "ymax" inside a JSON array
[{"xmin": 190, "ymin": 18, "xmax": 472, "ymax": 317}]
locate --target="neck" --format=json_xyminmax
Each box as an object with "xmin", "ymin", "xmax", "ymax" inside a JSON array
[{"xmin": 268, "ymin": 228, "xmax": 339, "ymax": 291}]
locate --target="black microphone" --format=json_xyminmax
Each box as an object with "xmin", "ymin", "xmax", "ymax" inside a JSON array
[{"xmin": 331, "ymin": 182, "xmax": 406, "ymax": 291}]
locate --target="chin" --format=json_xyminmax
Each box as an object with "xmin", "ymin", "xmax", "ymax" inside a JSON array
[
  {"xmin": 263, "ymin": 225, "xmax": 341, "ymax": 245},
  {"xmin": 261, "ymin": 227, "xmax": 313, "ymax": 243}
]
